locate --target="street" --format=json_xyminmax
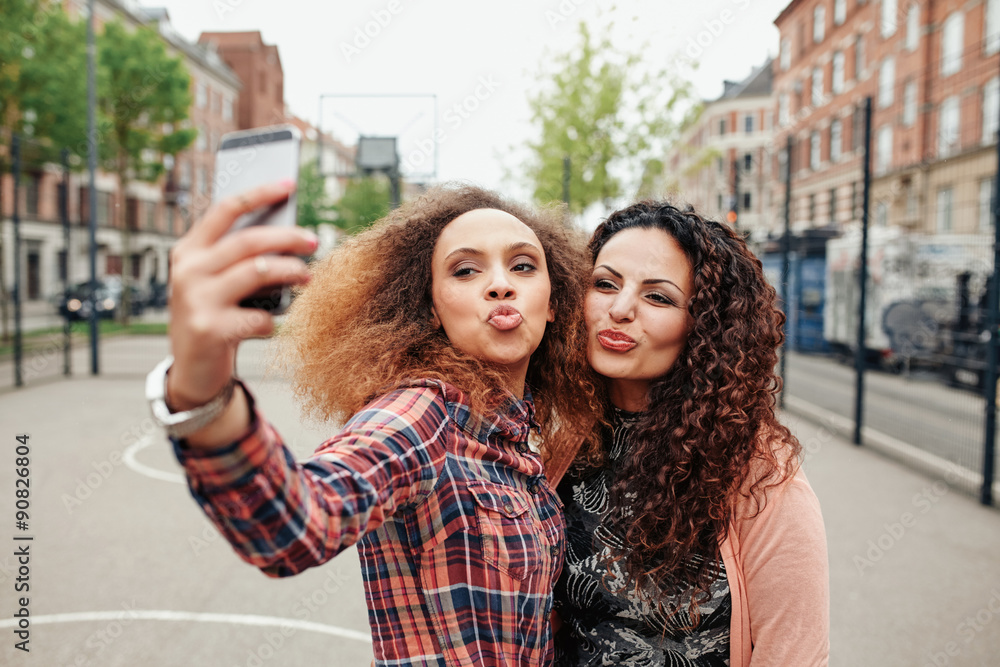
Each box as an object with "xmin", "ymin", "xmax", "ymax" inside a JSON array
[{"xmin": 0, "ymin": 337, "xmax": 999, "ymax": 665}]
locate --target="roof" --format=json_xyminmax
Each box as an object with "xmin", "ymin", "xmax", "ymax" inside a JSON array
[{"xmin": 714, "ymin": 58, "xmax": 774, "ymax": 101}]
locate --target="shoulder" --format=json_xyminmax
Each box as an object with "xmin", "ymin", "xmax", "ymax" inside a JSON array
[
  {"xmin": 731, "ymin": 426, "xmax": 822, "ymax": 536},
  {"xmin": 345, "ymin": 380, "xmax": 461, "ymax": 440}
]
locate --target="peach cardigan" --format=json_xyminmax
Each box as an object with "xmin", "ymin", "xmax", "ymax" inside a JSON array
[{"xmin": 546, "ymin": 442, "xmax": 830, "ymax": 667}]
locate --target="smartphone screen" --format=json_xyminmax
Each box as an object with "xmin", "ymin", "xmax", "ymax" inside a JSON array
[{"xmin": 213, "ymin": 125, "xmax": 301, "ymax": 313}]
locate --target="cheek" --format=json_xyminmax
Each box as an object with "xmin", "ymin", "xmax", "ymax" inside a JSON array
[{"xmin": 583, "ymin": 292, "xmax": 602, "ymax": 330}]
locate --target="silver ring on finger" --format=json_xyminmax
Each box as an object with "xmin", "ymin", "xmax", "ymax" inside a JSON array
[{"xmin": 254, "ymin": 256, "xmax": 270, "ymax": 275}]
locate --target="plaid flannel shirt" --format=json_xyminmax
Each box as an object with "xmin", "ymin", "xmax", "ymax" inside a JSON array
[{"xmin": 173, "ymin": 379, "xmax": 565, "ymax": 666}]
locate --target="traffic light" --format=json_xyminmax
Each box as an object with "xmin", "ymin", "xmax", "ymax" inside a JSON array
[{"xmin": 726, "ymin": 209, "xmax": 738, "ymax": 225}]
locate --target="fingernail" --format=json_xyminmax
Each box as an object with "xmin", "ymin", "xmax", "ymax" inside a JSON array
[
  {"xmin": 278, "ymin": 179, "xmax": 296, "ymax": 190},
  {"xmin": 301, "ymin": 230, "xmax": 319, "ymax": 247}
]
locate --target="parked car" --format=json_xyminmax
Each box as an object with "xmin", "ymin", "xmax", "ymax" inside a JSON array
[{"xmin": 57, "ymin": 278, "xmax": 145, "ymax": 321}]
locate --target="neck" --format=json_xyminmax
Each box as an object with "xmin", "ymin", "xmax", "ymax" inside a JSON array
[
  {"xmin": 607, "ymin": 378, "xmax": 649, "ymax": 412},
  {"xmin": 500, "ymin": 361, "xmax": 529, "ymax": 400}
]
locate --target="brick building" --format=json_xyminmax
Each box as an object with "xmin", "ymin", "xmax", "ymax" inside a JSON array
[
  {"xmin": 772, "ymin": 0, "xmax": 1000, "ymax": 235},
  {"xmin": 666, "ymin": 60, "xmax": 777, "ymax": 243},
  {"xmin": 0, "ymin": 0, "xmax": 240, "ymax": 305},
  {"xmin": 198, "ymin": 32, "xmax": 285, "ymax": 133}
]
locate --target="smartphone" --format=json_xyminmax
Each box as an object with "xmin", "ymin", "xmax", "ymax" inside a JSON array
[{"xmin": 213, "ymin": 124, "xmax": 302, "ymax": 314}]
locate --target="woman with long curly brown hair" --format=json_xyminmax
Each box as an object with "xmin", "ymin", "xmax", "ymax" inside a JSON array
[
  {"xmin": 150, "ymin": 181, "xmax": 599, "ymax": 665},
  {"xmin": 548, "ymin": 201, "xmax": 829, "ymax": 666}
]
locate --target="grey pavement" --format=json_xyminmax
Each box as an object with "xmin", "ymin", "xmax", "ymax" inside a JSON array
[{"xmin": 0, "ymin": 335, "xmax": 998, "ymax": 666}]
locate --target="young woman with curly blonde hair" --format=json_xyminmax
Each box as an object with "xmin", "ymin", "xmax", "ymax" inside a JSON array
[
  {"xmin": 153, "ymin": 181, "xmax": 600, "ymax": 666},
  {"xmin": 549, "ymin": 201, "xmax": 829, "ymax": 666}
]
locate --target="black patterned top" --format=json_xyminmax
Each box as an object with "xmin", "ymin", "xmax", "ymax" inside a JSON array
[{"xmin": 554, "ymin": 407, "xmax": 732, "ymax": 666}]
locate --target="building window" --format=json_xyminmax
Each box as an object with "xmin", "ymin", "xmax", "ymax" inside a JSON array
[
  {"xmin": 829, "ymin": 187, "xmax": 837, "ymax": 222},
  {"xmin": 745, "ymin": 114, "xmax": 754, "ymax": 134},
  {"xmin": 744, "ymin": 152, "xmax": 753, "ymax": 171},
  {"xmin": 983, "ymin": 78, "xmax": 999, "ymax": 144},
  {"xmin": 25, "ymin": 173, "xmax": 40, "ymax": 217},
  {"xmin": 743, "ymin": 191, "xmax": 752, "ymax": 210},
  {"xmin": 937, "ymin": 187, "xmax": 953, "ymax": 232},
  {"xmin": 852, "ymin": 181, "xmax": 860, "ymax": 217},
  {"xmin": 853, "ymin": 105, "xmax": 865, "ymax": 151},
  {"xmin": 809, "ymin": 193, "xmax": 816, "ymax": 223},
  {"xmin": 938, "ymin": 96, "xmax": 960, "ymax": 157},
  {"xmin": 881, "ymin": 0, "xmax": 897, "ymax": 37},
  {"xmin": 145, "ymin": 200, "xmax": 156, "ymax": 230},
  {"xmin": 905, "ymin": 5, "xmax": 919, "ymax": 51},
  {"xmin": 717, "ymin": 194, "xmax": 724, "ymax": 211},
  {"xmin": 781, "ymin": 37, "xmax": 791, "ymax": 70},
  {"xmin": 834, "ymin": 0, "xmax": 846, "ymax": 25},
  {"xmin": 223, "ymin": 94, "xmax": 233, "ymax": 122},
  {"xmin": 196, "ymin": 80, "xmax": 207, "ymax": 108},
  {"xmin": 812, "ymin": 67, "xmax": 823, "ymax": 107},
  {"xmin": 717, "ymin": 157, "xmax": 724, "ymax": 174},
  {"xmin": 988, "ymin": 0, "xmax": 1000, "ymax": 55},
  {"xmin": 810, "ymin": 131, "xmax": 821, "ymax": 169},
  {"xmin": 832, "ymin": 51, "xmax": 844, "ymax": 93},
  {"xmin": 855, "ymin": 35, "xmax": 865, "ymax": 79},
  {"xmin": 195, "ymin": 165, "xmax": 204, "ymax": 195},
  {"xmin": 814, "ymin": 5, "xmax": 826, "ymax": 43},
  {"xmin": 97, "ymin": 191, "xmax": 111, "ymax": 226},
  {"xmin": 719, "ymin": 118, "xmax": 727, "ymax": 135},
  {"xmin": 878, "ymin": 58, "xmax": 895, "ymax": 108},
  {"xmin": 876, "ymin": 125, "xmax": 893, "ymax": 175},
  {"xmin": 875, "ymin": 201, "xmax": 888, "ymax": 227},
  {"xmin": 195, "ymin": 127, "xmax": 206, "ymax": 152},
  {"xmin": 980, "ymin": 178, "xmax": 996, "ymax": 232},
  {"xmin": 779, "ymin": 93, "xmax": 790, "ymax": 127},
  {"xmin": 830, "ymin": 118, "xmax": 842, "ymax": 161},
  {"xmin": 942, "ymin": 12, "xmax": 964, "ymax": 77},
  {"xmin": 903, "ymin": 80, "xmax": 917, "ymax": 127}
]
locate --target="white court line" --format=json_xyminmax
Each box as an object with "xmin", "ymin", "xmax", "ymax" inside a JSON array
[
  {"xmin": 123, "ymin": 435, "xmax": 186, "ymax": 484},
  {"xmin": 0, "ymin": 610, "xmax": 371, "ymax": 643}
]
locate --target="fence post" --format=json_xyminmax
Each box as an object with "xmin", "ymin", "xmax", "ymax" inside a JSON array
[
  {"xmin": 780, "ymin": 135, "xmax": 793, "ymax": 409},
  {"xmin": 60, "ymin": 149, "xmax": 71, "ymax": 377},
  {"xmin": 853, "ymin": 96, "xmax": 873, "ymax": 446},
  {"xmin": 981, "ymin": 61, "xmax": 1000, "ymax": 506},
  {"xmin": 12, "ymin": 135, "xmax": 23, "ymax": 388}
]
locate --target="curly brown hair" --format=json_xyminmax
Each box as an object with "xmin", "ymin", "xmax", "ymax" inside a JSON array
[
  {"xmin": 587, "ymin": 201, "xmax": 801, "ymax": 619},
  {"xmin": 276, "ymin": 183, "xmax": 601, "ymax": 462}
]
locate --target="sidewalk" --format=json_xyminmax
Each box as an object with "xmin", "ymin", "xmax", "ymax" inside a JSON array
[
  {"xmin": 0, "ymin": 336, "xmax": 998, "ymax": 665},
  {"xmin": 784, "ymin": 405, "xmax": 1000, "ymax": 666}
]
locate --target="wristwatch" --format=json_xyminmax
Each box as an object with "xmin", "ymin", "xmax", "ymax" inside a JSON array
[{"xmin": 146, "ymin": 355, "xmax": 236, "ymax": 438}]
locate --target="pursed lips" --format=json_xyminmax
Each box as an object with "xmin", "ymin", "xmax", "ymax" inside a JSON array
[
  {"xmin": 597, "ymin": 328, "xmax": 637, "ymax": 352},
  {"xmin": 487, "ymin": 304, "xmax": 523, "ymax": 331}
]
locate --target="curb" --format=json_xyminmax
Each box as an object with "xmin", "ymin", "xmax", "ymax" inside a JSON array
[{"xmin": 782, "ymin": 394, "xmax": 1000, "ymax": 502}]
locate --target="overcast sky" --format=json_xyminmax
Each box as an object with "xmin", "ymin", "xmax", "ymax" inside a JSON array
[{"xmin": 152, "ymin": 0, "xmax": 789, "ymax": 201}]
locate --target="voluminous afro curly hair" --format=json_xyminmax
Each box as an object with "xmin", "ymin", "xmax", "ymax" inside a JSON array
[
  {"xmin": 587, "ymin": 201, "xmax": 801, "ymax": 622},
  {"xmin": 277, "ymin": 183, "xmax": 601, "ymax": 463}
]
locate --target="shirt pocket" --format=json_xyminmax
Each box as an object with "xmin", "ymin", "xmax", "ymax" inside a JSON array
[{"xmin": 468, "ymin": 480, "xmax": 545, "ymax": 581}]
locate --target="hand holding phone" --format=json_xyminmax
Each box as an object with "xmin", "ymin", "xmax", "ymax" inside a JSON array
[{"xmin": 213, "ymin": 124, "xmax": 302, "ymax": 314}]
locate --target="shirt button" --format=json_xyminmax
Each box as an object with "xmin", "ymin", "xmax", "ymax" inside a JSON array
[
  {"xmin": 503, "ymin": 502, "xmax": 515, "ymax": 514},
  {"xmin": 516, "ymin": 441, "xmax": 529, "ymax": 454},
  {"xmin": 550, "ymin": 544, "xmax": 560, "ymax": 558},
  {"xmin": 527, "ymin": 479, "xmax": 541, "ymax": 494}
]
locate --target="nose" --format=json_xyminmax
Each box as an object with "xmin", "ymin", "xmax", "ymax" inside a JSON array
[
  {"xmin": 486, "ymin": 266, "xmax": 515, "ymax": 300},
  {"xmin": 608, "ymin": 290, "xmax": 635, "ymax": 322}
]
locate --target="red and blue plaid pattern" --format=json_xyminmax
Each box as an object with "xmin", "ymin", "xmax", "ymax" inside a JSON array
[{"xmin": 173, "ymin": 379, "xmax": 565, "ymax": 666}]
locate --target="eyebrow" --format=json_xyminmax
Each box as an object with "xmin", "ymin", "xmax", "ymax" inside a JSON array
[
  {"xmin": 595, "ymin": 264, "xmax": 686, "ymax": 295},
  {"xmin": 444, "ymin": 241, "xmax": 542, "ymax": 264}
]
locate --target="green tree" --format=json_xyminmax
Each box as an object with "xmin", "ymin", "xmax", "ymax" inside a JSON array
[
  {"xmin": 296, "ymin": 161, "xmax": 336, "ymax": 229},
  {"xmin": 0, "ymin": 1, "xmax": 88, "ymax": 341},
  {"xmin": 522, "ymin": 21, "xmax": 697, "ymax": 215},
  {"xmin": 333, "ymin": 176, "xmax": 390, "ymax": 235},
  {"xmin": 97, "ymin": 20, "xmax": 196, "ymax": 323}
]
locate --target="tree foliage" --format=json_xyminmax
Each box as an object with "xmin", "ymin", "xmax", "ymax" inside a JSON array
[
  {"xmin": 97, "ymin": 19, "xmax": 196, "ymax": 322},
  {"xmin": 523, "ymin": 21, "xmax": 697, "ymax": 214},
  {"xmin": 296, "ymin": 161, "xmax": 336, "ymax": 229},
  {"xmin": 333, "ymin": 176, "xmax": 390, "ymax": 235}
]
